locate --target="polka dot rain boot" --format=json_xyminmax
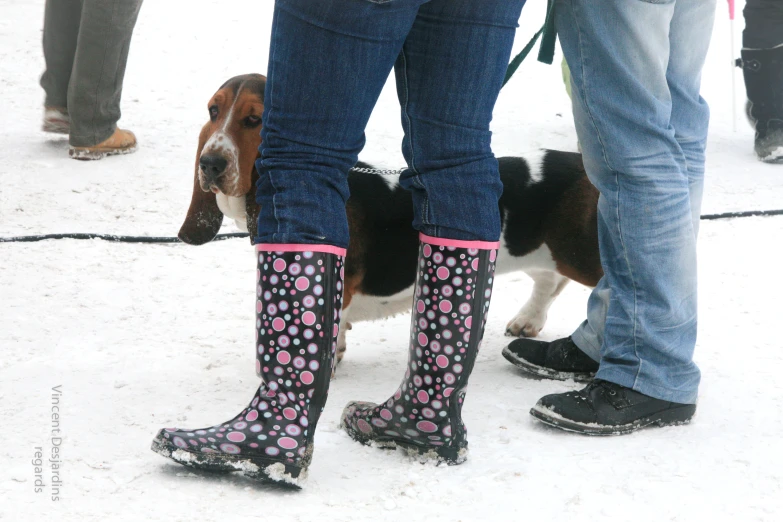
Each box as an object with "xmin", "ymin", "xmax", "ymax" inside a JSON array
[
  {"xmin": 341, "ymin": 234, "xmax": 497, "ymax": 465},
  {"xmin": 151, "ymin": 245, "xmax": 345, "ymax": 488}
]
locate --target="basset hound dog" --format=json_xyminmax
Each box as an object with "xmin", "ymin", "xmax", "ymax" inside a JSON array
[{"xmin": 180, "ymin": 74, "xmax": 603, "ymax": 366}]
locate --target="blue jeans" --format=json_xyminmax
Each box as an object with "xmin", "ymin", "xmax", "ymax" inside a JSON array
[
  {"xmin": 557, "ymin": 0, "xmax": 716, "ymax": 404},
  {"xmin": 255, "ymin": 0, "xmax": 525, "ymax": 248}
]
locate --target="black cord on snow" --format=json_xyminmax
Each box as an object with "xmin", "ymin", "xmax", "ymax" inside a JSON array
[
  {"xmin": 699, "ymin": 209, "xmax": 783, "ymax": 220},
  {"xmin": 1, "ymin": 209, "xmax": 782, "ymax": 244},
  {"xmin": 0, "ymin": 232, "xmax": 249, "ymax": 244}
]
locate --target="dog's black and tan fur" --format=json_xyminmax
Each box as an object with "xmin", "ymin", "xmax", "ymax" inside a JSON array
[{"xmin": 180, "ymin": 75, "xmax": 603, "ymax": 364}]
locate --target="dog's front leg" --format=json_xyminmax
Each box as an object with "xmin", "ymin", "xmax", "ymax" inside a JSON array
[{"xmin": 506, "ymin": 270, "xmax": 570, "ymax": 338}]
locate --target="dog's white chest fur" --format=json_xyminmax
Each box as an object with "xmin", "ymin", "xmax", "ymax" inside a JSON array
[{"xmin": 215, "ymin": 194, "xmax": 248, "ymax": 232}]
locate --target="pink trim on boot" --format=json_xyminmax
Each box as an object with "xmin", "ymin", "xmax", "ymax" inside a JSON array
[
  {"xmin": 256, "ymin": 243, "xmax": 347, "ymax": 257},
  {"xmin": 419, "ymin": 233, "xmax": 499, "ymax": 251}
]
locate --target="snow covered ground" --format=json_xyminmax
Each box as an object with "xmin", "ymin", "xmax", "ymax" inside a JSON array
[{"xmin": 1, "ymin": 1, "xmax": 782, "ymax": 520}]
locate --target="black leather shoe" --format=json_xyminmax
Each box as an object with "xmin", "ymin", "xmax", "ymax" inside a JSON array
[
  {"xmin": 530, "ymin": 379, "xmax": 696, "ymax": 436},
  {"xmin": 502, "ymin": 336, "xmax": 598, "ymax": 383}
]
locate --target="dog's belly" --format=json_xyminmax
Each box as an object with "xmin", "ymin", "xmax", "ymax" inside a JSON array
[
  {"xmin": 496, "ymin": 242, "xmax": 557, "ymax": 275},
  {"xmin": 347, "ymin": 285, "xmax": 415, "ymax": 323},
  {"xmin": 346, "ymin": 241, "xmax": 557, "ymax": 324}
]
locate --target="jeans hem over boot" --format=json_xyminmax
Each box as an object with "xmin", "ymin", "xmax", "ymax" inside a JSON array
[
  {"xmin": 570, "ymin": 322, "xmax": 602, "ymax": 363},
  {"xmin": 595, "ymin": 367, "xmax": 699, "ymax": 405}
]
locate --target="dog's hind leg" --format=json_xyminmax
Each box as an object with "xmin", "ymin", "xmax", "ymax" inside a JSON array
[
  {"xmin": 506, "ymin": 270, "xmax": 570, "ymax": 338},
  {"xmin": 335, "ymin": 305, "xmax": 352, "ymax": 375}
]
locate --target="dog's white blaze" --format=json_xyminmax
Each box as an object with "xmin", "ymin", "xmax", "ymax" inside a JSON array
[
  {"xmin": 200, "ymin": 81, "xmax": 248, "ymax": 193},
  {"xmin": 215, "ymin": 193, "xmax": 248, "ymax": 232},
  {"xmin": 525, "ymin": 149, "xmax": 547, "ymax": 184}
]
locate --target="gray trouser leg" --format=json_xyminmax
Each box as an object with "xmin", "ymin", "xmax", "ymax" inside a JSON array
[
  {"xmin": 67, "ymin": 0, "xmax": 143, "ymax": 147},
  {"xmin": 40, "ymin": 0, "xmax": 83, "ymax": 108}
]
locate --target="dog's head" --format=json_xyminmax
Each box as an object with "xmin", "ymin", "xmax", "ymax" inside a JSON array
[{"xmin": 178, "ymin": 74, "xmax": 266, "ymax": 245}]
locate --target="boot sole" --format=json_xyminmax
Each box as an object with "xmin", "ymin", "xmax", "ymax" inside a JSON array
[
  {"xmin": 502, "ymin": 346, "xmax": 596, "ymax": 384},
  {"xmin": 340, "ymin": 408, "xmax": 467, "ymax": 465},
  {"xmin": 346, "ymin": 432, "xmax": 468, "ymax": 465},
  {"xmin": 69, "ymin": 144, "xmax": 137, "ymax": 161},
  {"xmin": 151, "ymin": 434, "xmax": 305, "ymax": 489},
  {"xmin": 529, "ymin": 403, "xmax": 696, "ymax": 436}
]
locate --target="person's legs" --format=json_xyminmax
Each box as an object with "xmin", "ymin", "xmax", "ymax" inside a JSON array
[
  {"xmin": 154, "ymin": 0, "xmax": 427, "ymax": 487},
  {"xmin": 743, "ymin": 0, "xmax": 783, "ymax": 50},
  {"xmin": 40, "ymin": 0, "xmax": 82, "ymax": 110},
  {"xmin": 152, "ymin": 245, "xmax": 346, "ymax": 488},
  {"xmin": 256, "ymin": 0, "xmax": 424, "ymax": 248},
  {"xmin": 394, "ymin": 0, "xmax": 524, "ymax": 241},
  {"xmin": 341, "ymin": 0, "xmax": 523, "ymax": 462},
  {"xmin": 67, "ymin": 0, "xmax": 143, "ymax": 147},
  {"xmin": 570, "ymin": 0, "xmax": 714, "ymax": 363},
  {"xmin": 557, "ymin": 0, "xmax": 715, "ymax": 405},
  {"xmin": 741, "ymin": 0, "xmax": 783, "ymax": 162},
  {"xmin": 667, "ymin": 0, "xmax": 714, "ymax": 231},
  {"xmin": 527, "ymin": 0, "xmax": 717, "ymax": 435}
]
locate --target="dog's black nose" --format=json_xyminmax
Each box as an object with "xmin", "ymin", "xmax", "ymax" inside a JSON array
[{"xmin": 199, "ymin": 154, "xmax": 228, "ymax": 182}]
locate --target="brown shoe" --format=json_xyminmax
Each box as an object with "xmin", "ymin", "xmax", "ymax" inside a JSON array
[
  {"xmin": 69, "ymin": 128, "xmax": 138, "ymax": 160},
  {"xmin": 42, "ymin": 107, "xmax": 70, "ymax": 134}
]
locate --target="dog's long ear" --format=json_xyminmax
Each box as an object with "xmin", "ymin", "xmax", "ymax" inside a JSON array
[
  {"xmin": 178, "ymin": 126, "xmax": 224, "ymax": 245},
  {"xmin": 245, "ymin": 162, "xmax": 260, "ymax": 244}
]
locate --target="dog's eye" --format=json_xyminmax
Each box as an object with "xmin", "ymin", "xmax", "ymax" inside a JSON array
[
  {"xmin": 208, "ymin": 105, "xmax": 218, "ymax": 121},
  {"xmin": 243, "ymin": 115, "xmax": 262, "ymax": 128}
]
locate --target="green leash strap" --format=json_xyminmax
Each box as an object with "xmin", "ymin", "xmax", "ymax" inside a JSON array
[
  {"xmin": 502, "ymin": 0, "xmax": 557, "ymax": 88},
  {"xmin": 537, "ymin": 0, "xmax": 557, "ymax": 64}
]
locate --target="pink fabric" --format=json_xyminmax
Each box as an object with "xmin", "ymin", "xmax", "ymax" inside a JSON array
[
  {"xmin": 256, "ymin": 243, "xmax": 347, "ymax": 256},
  {"xmin": 728, "ymin": 0, "xmax": 735, "ymax": 20},
  {"xmin": 419, "ymin": 233, "xmax": 499, "ymax": 251}
]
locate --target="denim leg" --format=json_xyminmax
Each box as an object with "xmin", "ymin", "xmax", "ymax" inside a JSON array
[
  {"xmin": 668, "ymin": 0, "xmax": 715, "ymax": 235},
  {"xmin": 393, "ymin": 0, "xmax": 525, "ymax": 242},
  {"xmin": 557, "ymin": 0, "xmax": 716, "ymax": 404},
  {"xmin": 256, "ymin": 0, "xmax": 425, "ymax": 248},
  {"xmin": 570, "ymin": 274, "xmax": 610, "ymax": 362},
  {"xmin": 571, "ymin": 0, "xmax": 716, "ymax": 365}
]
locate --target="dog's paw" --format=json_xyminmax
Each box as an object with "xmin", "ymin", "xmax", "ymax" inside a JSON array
[
  {"xmin": 331, "ymin": 350, "xmax": 344, "ymax": 380},
  {"xmin": 334, "ymin": 341, "xmax": 347, "ymax": 371},
  {"xmin": 505, "ymin": 313, "xmax": 546, "ymax": 338},
  {"xmin": 333, "ymin": 326, "xmax": 349, "ymax": 378}
]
